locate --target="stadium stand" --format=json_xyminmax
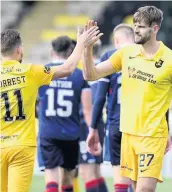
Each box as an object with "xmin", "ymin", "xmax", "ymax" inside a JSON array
[
  {"xmin": 25, "ymin": 1, "xmax": 108, "ymax": 64},
  {"xmin": 1, "ymin": 1, "xmax": 23, "ymax": 31},
  {"xmin": 96, "ymin": 1, "xmax": 172, "ymax": 48},
  {"xmin": 1, "ymin": 1, "xmax": 36, "ymax": 31}
]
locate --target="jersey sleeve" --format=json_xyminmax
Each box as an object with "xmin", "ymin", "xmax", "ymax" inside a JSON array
[
  {"xmin": 31, "ymin": 65, "xmax": 55, "ymax": 87},
  {"xmin": 91, "ymin": 80, "xmax": 109, "ymax": 129},
  {"xmin": 101, "ymin": 51, "xmax": 110, "ymax": 62},
  {"xmin": 109, "ymin": 48, "xmax": 123, "ymax": 72},
  {"xmin": 99, "ymin": 50, "xmax": 115, "ymax": 83}
]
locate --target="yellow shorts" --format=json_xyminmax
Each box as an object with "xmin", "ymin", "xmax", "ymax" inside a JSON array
[
  {"xmin": 120, "ymin": 133, "xmax": 167, "ymax": 182},
  {"xmin": 0, "ymin": 146, "xmax": 36, "ymax": 192}
]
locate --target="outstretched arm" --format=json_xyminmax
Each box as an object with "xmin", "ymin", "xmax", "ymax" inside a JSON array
[
  {"xmin": 82, "ymin": 21, "xmax": 122, "ymax": 81},
  {"xmin": 51, "ymin": 26, "xmax": 102, "ymax": 80},
  {"xmin": 82, "ymin": 48, "xmax": 115, "ymax": 81}
]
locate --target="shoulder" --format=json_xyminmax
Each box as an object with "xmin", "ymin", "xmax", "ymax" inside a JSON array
[
  {"xmin": 73, "ymin": 68, "xmax": 82, "ymax": 76},
  {"xmin": 101, "ymin": 49, "xmax": 117, "ymax": 60},
  {"xmin": 17, "ymin": 63, "xmax": 32, "ymax": 72},
  {"xmin": 161, "ymin": 44, "xmax": 172, "ymax": 66},
  {"xmin": 75, "ymin": 67, "xmax": 82, "ymax": 73},
  {"xmin": 106, "ymin": 49, "xmax": 117, "ymax": 57},
  {"xmin": 71, "ymin": 68, "xmax": 84, "ymax": 80},
  {"xmin": 109, "ymin": 44, "xmax": 138, "ymax": 57},
  {"xmin": 161, "ymin": 46, "xmax": 172, "ymax": 79},
  {"xmin": 45, "ymin": 62, "xmax": 54, "ymax": 67},
  {"xmin": 45, "ymin": 62, "xmax": 63, "ymax": 67},
  {"xmin": 163, "ymin": 44, "xmax": 172, "ymax": 57},
  {"xmin": 121, "ymin": 44, "xmax": 139, "ymax": 54},
  {"xmin": 110, "ymin": 44, "xmax": 139, "ymax": 60}
]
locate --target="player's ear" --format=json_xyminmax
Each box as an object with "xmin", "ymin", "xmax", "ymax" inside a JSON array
[
  {"xmin": 114, "ymin": 37, "xmax": 119, "ymax": 49},
  {"xmin": 152, "ymin": 25, "xmax": 159, "ymax": 34},
  {"xmin": 16, "ymin": 45, "xmax": 22, "ymax": 55},
  {"xmin": 51, "ymin": 49, "xmax": 55, "ymax": 57}
]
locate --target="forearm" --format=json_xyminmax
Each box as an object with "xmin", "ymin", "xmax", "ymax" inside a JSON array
[
  {"xmin": 91, "ymin": 99, "xmax": 105, "ymax": 129},
  {"xmin": 82, "ymin": 48, "xmax": 116, "ymax": 81},
  {"xmin": 83, "ymin": 111, "xmax": 92, "ymax": 127},
  {"xmin": 91, "ymin": 81, "xmax": 108, "ymax": 129},
  {"xmin": 82, "ymin": 47, "xmax": 98, "ymax": 81},
  {"xmin": 64, "ymin": 42, "xmax": 84, "ymax": 73}
]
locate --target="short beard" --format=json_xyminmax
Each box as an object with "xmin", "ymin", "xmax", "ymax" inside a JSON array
[
  {"xmin": 135, "ymin": 38, "xmax": 148, "ymax": 44},
  {"xmin": 135, "ymin": 31, "xmax": 151, "ymax": 44}
]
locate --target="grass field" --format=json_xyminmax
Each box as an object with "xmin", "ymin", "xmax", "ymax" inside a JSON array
[{"xmin": 30, "ymin": 175, "xmax": 172, "ymax": 192}]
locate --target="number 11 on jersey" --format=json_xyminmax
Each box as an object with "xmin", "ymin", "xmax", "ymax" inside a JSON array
[{"xmin": 1, "ymin": 89, "xmax": 26, "ymax": 122}]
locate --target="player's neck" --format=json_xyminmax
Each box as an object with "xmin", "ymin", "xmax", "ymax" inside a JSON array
[
  {"xmin": 141, "ymin": 39, "xmax": 160, "ymax": 59},
  {"xmin": 52, "ymin": 56, "xmax": 67, "ymax": 63},
  {"xmin": 2, "ymin": 56, "xmax": 19, "ymax": 63},
  {"xmin": 119, "ymin": 42, "xmax": 134, "ymax": 48}
]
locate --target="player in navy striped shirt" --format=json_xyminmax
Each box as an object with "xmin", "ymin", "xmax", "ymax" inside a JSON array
[
  {"xmin": 78, "ymin": 40, "xmax": 108, "ymax": 192},
  {"xmin": 91, "ymin": 24, "xmax": 135, "ymax": 192},
  {"xmin": 38, "ymin": 36, "xmax": 92, "ymax": 192}
]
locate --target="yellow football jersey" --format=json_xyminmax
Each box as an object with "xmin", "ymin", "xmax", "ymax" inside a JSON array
[
  {"xmin": 109, "ymin": 41, "xmax": 172, "ymax": 137},
  {"xmin": 0, "ymin": 60, "xmax": 54, "ymax": 148}
]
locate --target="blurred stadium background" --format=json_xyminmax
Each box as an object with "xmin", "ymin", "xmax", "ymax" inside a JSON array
[{"xmin": 1, "ymin": 1, "xmax": 172, "ymax": 191}]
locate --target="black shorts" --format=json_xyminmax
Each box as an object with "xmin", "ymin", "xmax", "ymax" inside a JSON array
[
  {"xmin": 79, "ymin": 122, "xmax": 105, "ymax": 164},
  {"xmin": 109, "ymin": 125, "xmax": 121, "ymax": 166},
  {"xmin": 40, "ymin": 137, "xmax": 79, "ymax": 171}
]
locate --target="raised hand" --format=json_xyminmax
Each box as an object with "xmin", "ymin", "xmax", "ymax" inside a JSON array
[
  {"xmin": 84, "ymin": 20, "xmax": 97, "ymax": 31},
  {"xmin": 77, "ymin": 20, "xmax": 103, "ymax": 48}
]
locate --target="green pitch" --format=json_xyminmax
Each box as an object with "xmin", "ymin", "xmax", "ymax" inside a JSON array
[{"xmin": 30, "ymin": 175, "xmax": 172, "ymax": 192}]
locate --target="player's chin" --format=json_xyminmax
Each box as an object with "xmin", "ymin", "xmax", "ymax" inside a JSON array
[
  {"xmin": 135, "ymin": 37, "xmax": 143, "ymax": 44},
  {"xmin": 135, "ymin": 39, "xmax": 142, "ymax": 44}
]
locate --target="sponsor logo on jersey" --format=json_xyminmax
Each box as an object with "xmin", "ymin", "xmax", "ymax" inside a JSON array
[
  {"xmin": 155, "ymin": 59, "xmax": 164, "ymax": 68},
  {"xmin": 44, "ymin": 66, "xmax": 51, "ymax": 74},
  {"xmin": 128, "ymin": 67, "xmax": 156, "ymax": 84}
]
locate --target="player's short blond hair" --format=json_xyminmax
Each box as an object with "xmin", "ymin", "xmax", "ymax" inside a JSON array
[
  {"xmin": 133, "ymin": 6, "xmax": 163, "ymax": 27},
  {"xmin": 113, "ymin": 23, "xmax": 134, "ymax": 38}
]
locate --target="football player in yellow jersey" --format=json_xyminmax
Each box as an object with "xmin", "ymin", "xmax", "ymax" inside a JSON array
[
  {"xmin": 82, "ymin": 6, "xmax": 172, "ymax": 192},
  {"xmin": 0, "ymin": 27, "xmax": 102, "ymax": 192}
]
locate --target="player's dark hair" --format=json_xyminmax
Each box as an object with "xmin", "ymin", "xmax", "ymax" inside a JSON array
[
  {"xmin": 70, "ymin": 39, "xmax": 77, "ymax": 53},
  {"xmin": 133, "ymin": 6, "xmax": 163, "ymax": 27},
  {"xmin": 1, "ymin": 29, "xmax": 22, "ymax": 56},
  {"xmin": 51, "ymin": 36, "xmax": 73, "ymax": 58},
  {"xmin": 113, "ymin": 23, "xmax": 134, "ymax": 39}
]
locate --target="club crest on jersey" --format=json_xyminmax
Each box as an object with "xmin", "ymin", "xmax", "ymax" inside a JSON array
[
  {"xmin": 44, "ymin": 66, "xmax": 51, "ymax": 74},
  {"xmin": 128, "ymin": 67, "xmax": 136, "ymax": 78},
  {"xmin": 155, "ymin": 59, "xmax": 164, "ymax": 68}
]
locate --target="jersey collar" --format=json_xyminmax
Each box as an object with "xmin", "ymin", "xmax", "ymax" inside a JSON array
[
  {"xmin": 52, "ymin": 59, "xmax": 66, "ymax": 64},
  {"xmin": 132, "ymin": 41, "xmax": 164, "ymax": 62},
  {"xmin": 2, "ymin": 60, "xmax": 21, "ymax": 65}
]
